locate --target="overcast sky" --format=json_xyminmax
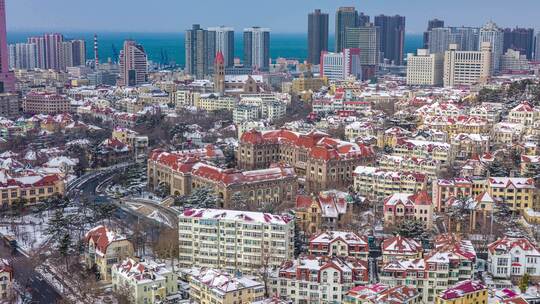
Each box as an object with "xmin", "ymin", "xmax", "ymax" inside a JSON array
[{"xmin": 7, "ymin": 0, "xmax": 540, "ymax": 34}]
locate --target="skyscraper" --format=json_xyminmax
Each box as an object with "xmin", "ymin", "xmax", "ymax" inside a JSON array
[
  {"xmin": 344, "ymin": 24, "xmax": 380, "ymax": 79},
  {"xmin": 307, "ymin": 9, "xmax": 329, "ymax": 64},
  {"xmin": 71, "ymin": 39, "xmax": 87, "ymax": 66},
  {"xmin": 374, "ymin": 15, "xmax": 406, "ymax": 65},
  {"xmin": 503, "ymin": 27, "xmax": 534, "ymax": 59},
  {"xmin": 207, "ymin": 26, "xmax": 235, "ymax": 68},
  {"xmin": 243, "ymin": 27, "xmax": 270, "ymax": 71},
  {"xmin": 185, "ymin": 24, "xmax": 209, "ymax": 79},
  {"xmin": 0, "ymin": 0, "xmax": 15, "ymax": 92},
  {"xmin": 479, "ymin": 21, "xmax": 504, "ymax": 72},
  {"xmin": 536, "ymin": 32, "xmax": 540, "ymax": 61},
  {"xmin": 357, "ymin": 13, "xmax": 370, "ymax": 27},
  {"xmin": 27, "ymin": 36, "xmax": 46, "ymax": 69},
  {"xmin": 118, "ymin": 40, "xmax": 148, "ymax": 87},
  {"xmin": 43, "ymin": 33, "xmax": 64, "ymax": 71},
  {"xmin": 335, "ymin": 7, "xmax": 358, "ymax": 53},
  {"xmin": 443, "ymin": 42, "xmax": 492, "ymax": 87},
  {"xmin": 423, "ymin": 19, "xmax": 445, "ymax": 48}
]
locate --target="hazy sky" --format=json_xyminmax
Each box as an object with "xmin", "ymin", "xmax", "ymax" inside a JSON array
[{"xmin": 6, "ymin": 0, "xmax": 540, "ymax": 34}]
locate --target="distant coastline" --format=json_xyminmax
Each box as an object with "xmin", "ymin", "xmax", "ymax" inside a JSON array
[{"xmin": 7, "ymin": 31, "xmax": 423, "ymax": 66}]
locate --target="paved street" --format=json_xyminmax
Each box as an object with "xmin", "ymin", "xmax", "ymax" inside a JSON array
[{"xmin": 0, "ymin": 241, "xmax": 61, "ymax": 303}]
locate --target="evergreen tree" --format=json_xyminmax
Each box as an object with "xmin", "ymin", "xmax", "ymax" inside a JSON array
[
  {"xmin": 58, "ymin": 232, "xmax": 72, "ymax": 269},
  {"xmin": 186, "ymin": 187, "xmax": 221, "ymax": 208},
  {"xmin": 46, "ymin": 209, "xmax": 68, "ymax": 241},
  {"xmin": 396, "ymin": 220, "xmax": 428, "ymax": 241},
  {"xmin": 519, "ymin": 273, "xmax": 530, "ymax": 293},
  {"xmin": 488, "ymin": 161, "xmax": 509, "ymax": 177},
  {"xmin": 230, "ymin": 192, "xmax": 250, "ymax": 211}
]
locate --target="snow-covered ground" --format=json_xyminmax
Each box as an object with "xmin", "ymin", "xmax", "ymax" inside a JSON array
[{"xmin": 0, "ymin": 212, "xmax": 53, "ymax": 253}]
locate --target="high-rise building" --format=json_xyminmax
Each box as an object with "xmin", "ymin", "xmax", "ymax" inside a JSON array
[
  {"xmin": 27, "ymin": 36, "xmax": 46, "ymax": 69},
  {"xmin": 344, "ymin": 24, "xmax": 380, "ymax": 79},
  {"xmin": 61, "ymin": 41, "xmax": 73, "ymax": 70},
  {"xmin": 118, "ymin": 40, "xmax": 148, "ymax": 87},
  {"xmin": 406, "ymin": 49, "xmax": 444, "ymax": 86},
  {"xmin": 0, "ymin": 0, "xmax": 15, "ymax": 93},
  {"xmin": 335, "ymin": 7, "xmax": 358, "ymax": 53},
  {"xmin": 307, "ymin": 9, "xmax": 329, "ymax": 64},
  {"xmin": 443, "ymin": 42, "xmax": 492, "ymax": 87},
  {"xmin": 536, "ymin": 32, "xmax": 540, "ymax": 61},
  {"xmin": 479, "ymin": 21, "xmax": 504, "ymax": 72},
  {"xmin": 320, "ymin": 48, "xmax": 362, "ymax": 81},
  {"xmin": 71, "ymin": 39, "xmax": 86, "ymax": 66},
  {"xmin": 207, "ymin": 26, "xmax": 234, "ymax": 68},
  {"xmin": 374, "ymin": 15, "xmax": 406, "ymax": 65},
  {"xmin": 357, "ymin": 13, "xmax": 370, "ymax": 27},
  {"xmin": 185, "ymin": 24, "xmax": 209, "ymax": 79},
  {"xmin": 503, "ymin": 27, "xmax": 534, "ymax": 59},
  {"xmin": 9, "ymin": 43, "xmax": 37, "ymax": 70},
  {"xmin": 243, "ymin": 27, "xmax": 270, "ymax": 71},
  {"xmin": 428, "ymin": 27, "xmax": 480, "ymax": 54},
  {"xmin": 43, "ymin": 33, "xmax": 64, "ymax": 71},
  {"xmin": 423, "ymin": 19, "xmax": 445, "ymax": 48}
]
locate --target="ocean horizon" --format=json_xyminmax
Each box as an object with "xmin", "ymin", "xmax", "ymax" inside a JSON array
[{"xmin": 7, "ymin": 31, "xmax": 424, "ymax": 66}]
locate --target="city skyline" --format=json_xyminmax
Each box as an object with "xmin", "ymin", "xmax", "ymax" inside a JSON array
[{"xmin": 6, "ymin": 0, "xmax": 540, "ymax": 34}]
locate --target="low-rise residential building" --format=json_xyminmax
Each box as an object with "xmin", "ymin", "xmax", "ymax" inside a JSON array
[
  {"xmin": 91, "ymin": 138, "xmax": 132, "ymax": 167},
  {"xmin": 435, "ymin": 280, "xmax": 487, "ymax": 304},
  {"xmin": 381, "ymin": 235, "xmax": 423, "ymax": 263},
  {"xmin": 295, "ymin": 190, "xmax": 360, "ymax": 235},
  {"xmin": 450, "ymin": 133, "xmax": 490, "ymax": 160},
  {"xmin": 111, "ymin": 258, "xmax": 178, "ymax": 304},
  {"xmin": 393, "ymin": 138, "xmax": 453, "ymax": 165},
  {"xmin": 187, "ymin": 268, "xmax": 265, "ymax": 304},
  {"xmin": 509, "ymin": 102, "xmax": 540, "ymax": 127},
  {"xmin": 0, "ymin": 259, "xmax": 13, "ymax": 300},
  {"xmin": 481, "ymin": 177, "xmax": 539, "ymax": 212},
  {"xmin": 380, "ymin": 234, "xmax": 476, "ymax": 303},
  {"xmin": 432, "ymin": 178, "xmax": 475, "ymax": 212},
  {"xmin": 378, "ymin": 155, "xmax": 440, "ymax": 179},
  {"xmin": 195, "ymin": 94, "xmax": 237, "ymax": 112},
  {"xmin": 353, "ymin": 166, "xmax": 428, "ymax": 200},
  {"xmin": 344, "ymin": 283, "xmax": 422, "ymax": 304},
  {"xmin": 178, "ymin": 208, "xmax": 295, "ymax": 275},
  {"xmin": 520, "ymin": 155, "xmax": 540, "ymax": 177},
  {"xmin": 0, "ymin": 172, "xmax": 65, "ymax": 207},
  {"xmin": 488, "ymin": 236, "xmax": 540, "ymax": 280},
  {"xmin": 383, "ymin": 191, "xmax": 434, "ymax": 229},
  {"xmin": 308, "ymin": 231, "xmax": 369, "ymax": 260},
  {"xmin": 84, "ymin": 225, "xmax": 135, "ymax": 282},
  {"xmin": 111, "ymin": 127, "xmax": 149, "ymax": 162},
  {"xmin": 271, "ymin": 255, "xmax": 369, "ymax": 303}
]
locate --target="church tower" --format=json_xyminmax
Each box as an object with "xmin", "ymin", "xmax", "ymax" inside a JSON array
[{"xmin": 214, "ymin": 51, "xmax": 225, "ymax": 95}]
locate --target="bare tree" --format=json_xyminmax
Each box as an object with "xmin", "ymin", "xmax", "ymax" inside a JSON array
[{"xmin": 152, "ymin": 228, "xmax": 179, "ymax": 271}]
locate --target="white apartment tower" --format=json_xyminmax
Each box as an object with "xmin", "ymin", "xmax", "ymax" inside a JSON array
[
  {"xmin": 320, "ymin": 48, "xmax": 362, "ymax": 81},
  {"xmin": 9, "ymin": 43, "xmax": 37, "ymax": 69},
  {"xmin": 443, "ymin": 42, "xmax": 492, "ymax": 87},
  {"xmin": 479, "ymin": 21, "xmax": 504, "ymax": 73},
  {"xmin": 406, "ymin": 49, "xmax": 444, "ymax": 86},
  {"xmin": 178, "ymin": 208, "xmax": 295, "ymax": 275}
]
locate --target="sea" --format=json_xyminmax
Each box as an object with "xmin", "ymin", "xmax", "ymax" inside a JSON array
[{"xmin": 7, "ymin": 32, "xmax": 424, "ymax": 66}]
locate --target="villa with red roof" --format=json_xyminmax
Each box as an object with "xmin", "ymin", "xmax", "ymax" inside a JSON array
[
  {"xmin": 0, "ymin": 259, "xmax": 13, "ymax": 300},
  {"xmin": 509, "ymin": 102, "xmax": 540, "ymax": 126},
  {"xmin": 111, "ymin": 257, "xmax": 177, "ymax": 304},
  {"xmin": 84, "ymin": 225, "xmax": 134, "ymax": 282},
  {"xmin": 344, "ymin": 283, "xmax": 421, "ymax": 304},
  {"xmin": 271, "ymin": 255, "xmax": 369, "ymax": 303},
  {"xmin": 488, "ymin": 236, "xmax": 540, "ymax": 280},
  {"xmin": 383, "ymin": 190, "xmax": 433, "ymax": 229},
  {"xmin": 309, "ymin": 231, "xmax": 369, "ymax": 260},
  {"xmin": 435, "ymin": 280, "xmax": 487, "ymax": 304},
  {"xmin": 238, "ymin": 129, "xmax": 374, "ymax": 192},
  {"xmin": 381, "ymin": 235, "xmax": 423, "ymax": 263},
  {"xmin": 295, "ymin": 190, "xmax": 362, "ymax": 235}
]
